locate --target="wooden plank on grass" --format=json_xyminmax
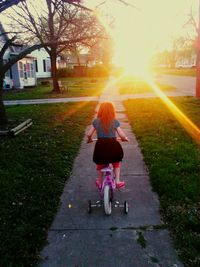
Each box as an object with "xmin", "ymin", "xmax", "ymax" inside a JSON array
[{"xmin": 10, "ymin": 119, "xmax": 33, "ymax": 136}]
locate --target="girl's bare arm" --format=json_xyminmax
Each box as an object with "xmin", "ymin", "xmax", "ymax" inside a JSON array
[
  {"xmin": 116, "ymin": 127, "xmax": 128, "ymax": 141},
  {"xmin": 86, "ymin": 126, "xmax": 96, "ymax": 142}
]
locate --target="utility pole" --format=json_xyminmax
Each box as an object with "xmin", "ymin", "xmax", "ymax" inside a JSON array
[{"xmin": 196, "ymin": 0, "xmax": 200, "ymax": 98}]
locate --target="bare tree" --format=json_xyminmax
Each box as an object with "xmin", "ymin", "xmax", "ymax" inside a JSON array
[
  {"xmin": 7, "ymin": 0, "xmax": 104, "ymax": 92},
  {"xmin": 0, "ymin": 0, "xmax": 136, "ymax": 126},
  {"xmin": 183, "ymin": 4, "xmax": 200, "ymax": 98},
  {"xmin": 0, "ymin": 30, "xmax": 46, "ymax": 125},
  {"xmin": 88, "ymin": 35, "xmax": 113, "ymax": 66},
  {"xmin": 196, "ymin": 1, "xmax": 200, "ymax": 98},
  {"xmin": 0, "ymin": 0, "xmax": 40, "ymax": 126},
  {"xmin": 0, "ymin": 0, "xmax": 106, "ymax": 126}
]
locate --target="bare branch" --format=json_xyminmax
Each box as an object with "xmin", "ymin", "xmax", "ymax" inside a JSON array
[
  {"xmin": 2, "ymin": 43, "xmax": 44, "ymax": 73},
  {"xmin": 0, "ymin": 31, "xmax": 19, "ymax": 36},
  {"xmin": 63, "ymin": 0, "xmax": 93, "ymax": 11},
  {"xmin": 117, "ymin": 0, "xmax": 139, "ymax": 9},
  {"xmin": 95, "ymin": 1, "xmax": 107, "ymax": 8},
  {"xmin": 0, "ymin": 36, "xmax": 16, "ymax": 58},
  {"xmin": 184, "ymin": 5, "xmax": 198, "ymax": 35}
]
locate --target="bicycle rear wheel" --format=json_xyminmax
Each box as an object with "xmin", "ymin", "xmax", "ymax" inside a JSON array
[{"xmin": 104, "ymin": 185, "xmax": 112, "ymax": 215}]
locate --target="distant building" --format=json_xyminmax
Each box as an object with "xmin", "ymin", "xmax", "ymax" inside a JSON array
[
  {"xmin": 58, "ymin": 54, "xmax": 95, "ymax": 69},
  {"xmin": 175, "ymin": 52, "xmax": 197, "ymax": 68}
]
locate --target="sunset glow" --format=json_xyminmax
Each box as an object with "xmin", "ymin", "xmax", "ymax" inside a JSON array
[
  {"xmin": 90, "ymin": 0, "xmax": 200, "ymax": 144},
  {"xmin": 88, "ymin": 0, "xmax": 198, "ymax": 76}
]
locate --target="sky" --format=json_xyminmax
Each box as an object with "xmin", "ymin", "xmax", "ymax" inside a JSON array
[
  {"xmin": 85, "ymin": 0, "xmax": 198, "ymax": 70},
  {"xmin": 0, "ymin": 0, "xmax": 199, "ymax": 70}
]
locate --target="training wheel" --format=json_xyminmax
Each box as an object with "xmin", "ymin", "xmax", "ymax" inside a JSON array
[
  {"xmin": 124, "ymin": 201, "xmax": 129, "ymax": 214},
  {"xmin": 87, "ymin": 200, "xmax": 92, "ymax": 214}
]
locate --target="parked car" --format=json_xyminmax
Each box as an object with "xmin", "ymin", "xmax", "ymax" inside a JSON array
[{"xmin": 176, "ymin": 64, "xmax": 196, "ymax": 69}]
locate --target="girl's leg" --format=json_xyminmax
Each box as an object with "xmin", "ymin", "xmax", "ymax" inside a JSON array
[
  {"xmin": 113, "ymin": 167, "xmax": 120, "ymax": 183},
  {"xmin": 96, "ymin": 164, "xmax": 104, "ymax": 186},
  {"xmin": 113, "ymin": 162, "xmax": 124, "ymax": 188},
  {"xmin": 97, "ymin": 170, "xmax": 103, "ymax": 184},
  {"xmin": 113, "ymin": 162, "xmax": 121, "ymax": 182}
]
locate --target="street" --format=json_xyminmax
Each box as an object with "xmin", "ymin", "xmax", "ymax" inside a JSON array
[{"xmin": 156, "ymin": 74, "xmax": 196, "ymax": 96}]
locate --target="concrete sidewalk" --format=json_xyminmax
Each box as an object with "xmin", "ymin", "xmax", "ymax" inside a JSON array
[
  {"xmin": 39, "ymin": 83, "xmax": 183, "ymax": 266},
  {"xmin": 4, "ymin": 90, "xmax": 189, "ymax": 106},
  {"xmin": 3, "ymin": 73, "xmax": 195, "ymax": 107},
  {"xmin": 3, "ymin": 96, "xmax": 99, "ymax": 106}
]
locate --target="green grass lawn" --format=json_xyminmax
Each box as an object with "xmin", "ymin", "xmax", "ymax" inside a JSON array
[
  {"xmin": 117, "ymin": 77, "xmax": 176, "ymax": 94},
  {"xmin": 153, "ymin": 68, "xmax": 196, "ymax": 77},
  {"xmin": 124, "ymin": 97, "xmax": 200, "ymax": 267},
  {"xmin": 3, "ymin": 77, "xmax": 107, "ymax": 100},
  {"xmin": 0, "ymin": 102, "xmax": 96, "ymax": 267}
]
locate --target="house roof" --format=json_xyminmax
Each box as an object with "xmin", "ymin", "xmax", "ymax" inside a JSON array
[
  {"xmin": 10, "ymin": 52, "xmax": 36, "ymax": 59},
  {"xmin": 0, "ymin": 24, "xmax": 38, "ymax": 58},
  {"xmin": 0, "ymin": 22, "xmax": 18, "ymax": 53},
  {"xmin": 0, "ymin": 0, "xmax": 22, "ymax": 13}
]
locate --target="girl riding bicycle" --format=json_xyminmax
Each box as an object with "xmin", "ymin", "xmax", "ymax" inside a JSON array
[{"xmin": 87, "ymin": 102, "xmax": 128, "ymax": 189}]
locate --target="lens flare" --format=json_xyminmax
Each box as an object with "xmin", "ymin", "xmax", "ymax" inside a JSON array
[
  {"xmin": 145, "ymin": 76, "xmax": 200, "ymax": 144},
  {"xmin": 90, "ymin": 2, "xmax": 200, "ymax": 144}
]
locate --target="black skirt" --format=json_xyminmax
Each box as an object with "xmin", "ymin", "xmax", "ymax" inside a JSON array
[{"xmin": 93, "ymin": 138, "xmax": 124, "ymax": 164}]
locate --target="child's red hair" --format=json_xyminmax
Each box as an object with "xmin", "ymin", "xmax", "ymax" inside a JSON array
[{"xmin": 97, "ymin": 102, "xmax": 116, "ymax": 133}]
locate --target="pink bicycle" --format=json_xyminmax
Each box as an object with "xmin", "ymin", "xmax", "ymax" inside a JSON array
[{"xmin": 87, "ymin": 139, "xmax": 129, "ymax": 215}]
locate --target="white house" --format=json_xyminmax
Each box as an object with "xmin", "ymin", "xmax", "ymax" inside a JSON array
[
  {"xmin": 0, "ymin": 23, "xmax": 37, "ymax": 89},
  {"xmin": 11, "ymin": 53, "xmax": 37, "ymax": 89},
  {"xmin": 1, "ymin": 23, "xmax": 97, "ymax": 89},
  {"xmin": 175, "ymin": 52, "xmax": 197, "ymax": 68},
  {"xmin": 58, "ymin": 53, "xmax": 96, "ymax": 69},
  {"xmin": 30, "ymin": 48, "xmax": 52, "ymax": 79}
]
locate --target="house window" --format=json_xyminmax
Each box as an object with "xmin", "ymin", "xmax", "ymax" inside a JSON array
[
  {"xmin": 9, "ymin": 68, "xmax": 13, "ymax": 79},
  {"xmin": 46, "ymin": 59, "xmax": 51, "ymax": 72},
  {"xmin": 19, "ymin": 62, "xmax": 24, "ymax": 78},
  {"xmin": 30, "ymin": 63, "xmax": 34, "ymax": 77},
  {"xmin": 43, "ymin": 59, "xmax": 46, "ymax": 72},
  {"xmin": 26, "ymin": 63, "xmax": 31, "ymax": 78},
  {"xmin": 23, "ymin": 64, "xmax": 27, "ymax": 79},
  {"xmin": 34, "ymin": 60, "xmax": 38, "ymax": 72},
  {"xmin": 26, "ymin": 63, "xmax": 34, "ymax": 78}
]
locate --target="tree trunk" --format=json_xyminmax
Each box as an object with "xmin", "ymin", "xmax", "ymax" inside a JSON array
[
  {"xmin": 50, "ymin": 50, "xmax": 60, "ymax": 93},
  {"xmin": 196, "ymin": 0, "xmax": 200, "ymax": 98},
  {"xmin": 196, "ymin": 53, "xmax": 200, "ymax": 98},
  {"xmin": 0, "ymin": 77, "xmax": 8, "ymax": 127}
]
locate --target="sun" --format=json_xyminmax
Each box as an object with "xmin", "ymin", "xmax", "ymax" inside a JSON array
[
  {"xmin": 110, "ymin": 12, "xmax": 154, "ymax": 78},
  {"xmin": 93, "ymin": 0, "xmax": 194, "ymax": 80},
  {"xmin": 112, "ymin": 38, "xmax": 152, "ymax": 78},
  {"xmin": 114, "ymin": 53, "xmax": 150, "ymax": 78}
]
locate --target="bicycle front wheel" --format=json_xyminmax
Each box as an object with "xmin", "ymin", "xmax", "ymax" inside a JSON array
[{"xmin": 104, "ymin": 185, "xmax": 112, "ymax": 215}]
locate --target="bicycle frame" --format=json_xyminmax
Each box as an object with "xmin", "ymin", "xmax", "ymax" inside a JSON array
[
  {"xmin": 87, "ymin": 139, "xmax": 129, "ymax": 215},
  {"xmin": 100, "ymin": 165, "xmax": 116, "ymax": 199}
]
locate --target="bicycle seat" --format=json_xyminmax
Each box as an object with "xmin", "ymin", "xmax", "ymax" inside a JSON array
[{"xmin": 101, "ymin": 167, "xmax": 112, "ymax": 173}]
